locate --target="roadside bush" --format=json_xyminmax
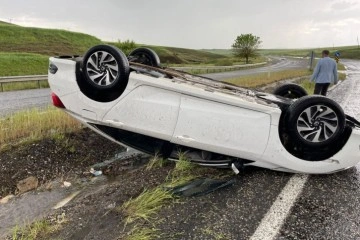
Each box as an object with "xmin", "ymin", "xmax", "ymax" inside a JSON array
[{"xmin": 112, "ymin": 40, "xmax": 138, "ymax": 55}]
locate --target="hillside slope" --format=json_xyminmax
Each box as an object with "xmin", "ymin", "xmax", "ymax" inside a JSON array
[
  {"xmin": 0, "ymin": 24, "xmax": 226, "ymax": 64},
  {"xmin": 0, "ymin": 25, "xmax": 102, "ymax": 55}
]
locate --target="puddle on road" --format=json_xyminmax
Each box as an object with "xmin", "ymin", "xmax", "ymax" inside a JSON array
[{"xmin": 0, "ymin": 149, "xmax": 145, "ymax": 239}]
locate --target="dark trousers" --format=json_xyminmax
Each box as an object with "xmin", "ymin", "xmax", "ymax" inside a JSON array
[{"xmin": 314, "ymin": 83, "xmax": 330, "ymax": 96}]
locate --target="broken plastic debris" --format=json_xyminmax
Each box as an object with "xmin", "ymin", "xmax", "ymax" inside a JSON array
[
  {"xmin": 63, "ymin": 181, "xmax": 72, "ymax": 187},
  {"xmin": 165, "ymin": 178, "xmax": 236, "ymax": 197},
  {"xmin": 231, "ymin": 163, "xmax": 240, "ymax": 175},
  {"xmin": 90, "ymin": 148, "xmax": 147, "ymax": 171},
  {"xmin": 90, "ymin": 168, "xmax": 103, "ymax": 176}
]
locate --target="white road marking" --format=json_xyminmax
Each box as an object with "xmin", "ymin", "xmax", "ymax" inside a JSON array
[{"xmin": 250, "ymin": 174, "xmax": 309, "ymax": 240}]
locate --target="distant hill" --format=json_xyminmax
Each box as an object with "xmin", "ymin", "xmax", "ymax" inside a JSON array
[
  {"xmin": 139, "ymin": 45, "xmax": 226, "ymax": 64},
  {"xmin": 201, "ymin": 49, "xmax": 233, "ymax": 56},
  {"xmin": 0, "ymin": 24, "xmax": 226, "ymax": 64},
  {"xmin": 204, "ymin": 47, "xmax": 360, "ymax": 60},
  {"xmin": 259, "ymin": 46, "xmax": 360, "ymax": 59}
]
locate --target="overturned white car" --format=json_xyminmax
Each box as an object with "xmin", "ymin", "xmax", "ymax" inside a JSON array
[{"xmin": 48, "ymin": 45, "xmax": 360, "ymax": 174}]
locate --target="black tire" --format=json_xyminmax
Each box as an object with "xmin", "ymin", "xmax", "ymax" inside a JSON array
[
  {"xmin": 82, "ymin": 45, "xmax": 129, "ymax": 90},
  {"xmin": 286, "ymin": 95, "xmax": 345, "ymax": 148},
  {"xmin": 128, "ymin": 48, "xmax": 161, "ymax": 67},
  {"xmin": 273, "ymin": 83, "xmax": 308, "ymax": 99}
]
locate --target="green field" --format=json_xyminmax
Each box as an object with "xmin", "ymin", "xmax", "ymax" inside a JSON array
[{"xmin": 259, "ymin": 46, "xmax": 360, "ymax": 59}]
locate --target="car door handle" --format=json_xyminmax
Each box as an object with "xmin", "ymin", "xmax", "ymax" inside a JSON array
[{"xmin": 176, "ymin": 135, "xmax": 195, "ymax": 143}]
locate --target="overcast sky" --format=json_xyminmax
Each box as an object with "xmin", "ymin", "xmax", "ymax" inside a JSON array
[{"xmin": 0, "ymin": 0, "xmax": 359, "ymax": 49}]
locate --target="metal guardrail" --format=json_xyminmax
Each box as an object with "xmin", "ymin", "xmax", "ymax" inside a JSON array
[
  {"xmin": 173, "ymin": 62, "xmax": 267, "ymax": 71},
  {"xmin": 0, "ymin": 62, "xmax": 268, "ymax": 91},
  {"xmin": 0, "ymin": 75, "xmax": 48, "ymax": 92},
  {"xmin": 0, "ymin": 75, "xmax": 48, "ymax": 83}
]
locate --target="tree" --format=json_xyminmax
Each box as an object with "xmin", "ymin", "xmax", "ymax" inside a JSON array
[{"xmin": 232, "ymin": 34, "xmax": 262, "ymax": 64}]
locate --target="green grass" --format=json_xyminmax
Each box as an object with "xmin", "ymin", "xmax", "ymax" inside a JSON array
[
  {"xmin": 0, "ymin": 52, "xmax": 48, "ymax": 76},
  {"xmin": 146, "ymin": 155, "xmax": 168, "ymax": 170},
  {"xmin": 120, "ymin": 188, "xmax": 174, "ymax": 224},
  {"xmin": 125, "ymin": 226, "xmax": 162, "ymax": 240},
  {"xmin": 11, "ymin": 213, "xmax": 66, "ymax": 240},
  {"xmin": 141, "ymin": 45, "xmax": 226, "ymax": 65},
  {"xmin": 226, "ymin": 69, "xmax": 311, "ymax": 88},
  {"xmin": 201, "ymin": 49, "xmax": 233, "ymax": 56},
  {"xmin": 12, "ymin": 220, "xmax": 51, "ymax": 240},
  {"xmin": 0, "ymin": 25, "xmax": 101, "ymax": 56},
  {"xmin": 0, "ymin": 107, "xmax": 82, "ymax": 148}
]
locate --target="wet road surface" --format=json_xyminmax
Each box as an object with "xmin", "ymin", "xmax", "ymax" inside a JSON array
[
  {"xmin": 203, "ymin": 57, "xmax": 308, "ymax": 81},
  {"xmin": 275, "ymin": 59, "xmax": 360, "ymax": 240}
]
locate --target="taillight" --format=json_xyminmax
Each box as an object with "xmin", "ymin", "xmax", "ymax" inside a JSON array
[{"xmin": 51, "ymin": 92, "xmax": 66, "ymax": 108}]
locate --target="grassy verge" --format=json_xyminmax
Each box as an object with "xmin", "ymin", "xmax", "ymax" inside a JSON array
[
  {"xmin": 0, "ymin": 52, "xmax": 48, "ymax": 76},
  {"xmin": 0, "ymin": 107, "xmax": 82, "ymax": 149},
  {"xmin": 225, "ymin": 69, "xmax": 311, "ymax": 88},
  {"xmin": 337, "ymin": 63, "xmax": 346, "ymax": 71}
]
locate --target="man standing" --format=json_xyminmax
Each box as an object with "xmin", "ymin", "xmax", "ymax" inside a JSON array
[{"xmin": 310, "ymin": 50, "xmax": 338, "ymax": 96}]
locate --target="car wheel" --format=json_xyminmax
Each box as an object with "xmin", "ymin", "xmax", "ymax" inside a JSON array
[
  {"xmin": 79, "ymin": 45, "xmax": 130, "ymax": 102},
  {"xmin": 286, "ymin": 95, "xmax": 345, "ymax": 148},
  {"xmin": 273, "ymin": 83, "xmax": 308, "ymax": 99},
  {"xmin": 128, "ymin": 48, "xmax": 161, "ymax": 67},
  {"xmin": 82, "ymin": 45, "xmax": 129, "ymax": 90}
]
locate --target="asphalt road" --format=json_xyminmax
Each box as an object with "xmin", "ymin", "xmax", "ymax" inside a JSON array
[
  {"xmin": 0, "ymin": 57, "xmax": 308, "ymax": 117},
  {"xmin": 253, "ymin": 59, "xmax": 360, "ymax": 240},
  {"xmin": 0, "ymin": 88, "xmax": 50, "ymax": 117},
  {"xmin": 203, "ymin": 56, "xmax": 308, "ymax": 80}
]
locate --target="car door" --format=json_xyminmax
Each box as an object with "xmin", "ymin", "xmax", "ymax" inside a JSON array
[
  {"xmin": 102, "ymin": 85, "xmax": 181, "ymax": 141},
  {"xmin": 171, "ymin": 96, "xmax": 271, "ymax": 160}
]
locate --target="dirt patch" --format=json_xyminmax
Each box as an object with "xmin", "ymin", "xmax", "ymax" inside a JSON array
[{"xmin": 0, "ymin": 128, "xmax": 123, "ymax": 198}]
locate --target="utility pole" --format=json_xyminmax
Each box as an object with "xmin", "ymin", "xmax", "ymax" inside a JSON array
[
  {"xmin": 357, "ymin": 36, "xmax": 359, "ymax": 49},
  {"xmin": 309, "ymin": 51, "xmax": 315, "ymax": 71}
]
